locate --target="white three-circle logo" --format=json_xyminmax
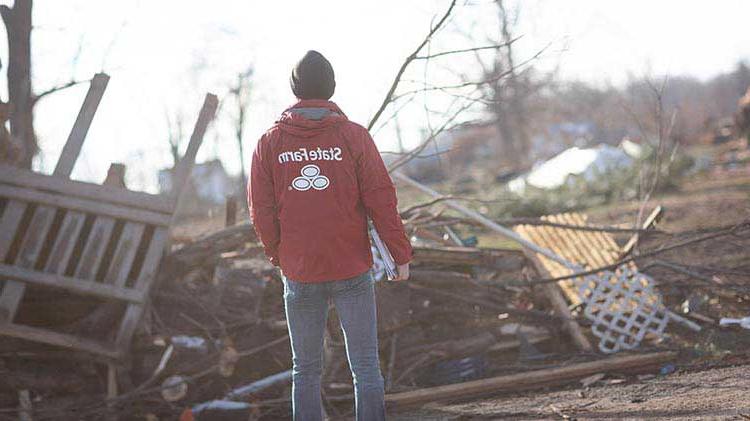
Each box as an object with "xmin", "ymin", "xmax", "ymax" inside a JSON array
[{"xmin": 292, "ymin": 164, "xmax": 330, "ymax": 191}]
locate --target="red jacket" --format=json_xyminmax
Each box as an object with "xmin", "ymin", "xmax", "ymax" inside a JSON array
[{"xmin": 247, "ymin": 100, "xmax": 412, "ymax": 282}]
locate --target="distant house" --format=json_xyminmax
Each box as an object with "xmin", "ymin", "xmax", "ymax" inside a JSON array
[{"xmin": 158, "ymin": 159, "xmax": 235, "ymax": 212}]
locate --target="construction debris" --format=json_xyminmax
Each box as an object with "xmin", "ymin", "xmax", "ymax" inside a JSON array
[{"xmin": 0, "ymin": 93, "xmax": 749, "ymax": 419}]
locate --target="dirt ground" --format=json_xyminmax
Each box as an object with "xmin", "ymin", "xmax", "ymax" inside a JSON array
[{"xmin": 393, "ymin": 362, "xmax": 750, "ymax": 420}]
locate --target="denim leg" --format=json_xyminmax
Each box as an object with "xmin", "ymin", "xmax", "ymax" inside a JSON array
[
  {"xmin": 331, "ymin": 271, "xmax": 385, "ymax": 421},
  {"xmin": 283, "ymin": 278, "xmax": 329, "ymax": 421}
]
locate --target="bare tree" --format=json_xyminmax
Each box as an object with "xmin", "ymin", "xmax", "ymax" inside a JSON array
[
  {"xmin": 227, "ymin": 66, "xmax": 254, "ymax": 191},
  {"xmin": 0, "ymin": 0, "xmax": 34, "ymax": 167},
  {"xmin": 0, "ymin": 0, "xmax": 88, "ymax": 168},
  {"xmin": 165, "ymin": 109, "xmax": 186, "ymax": 167},
  {"xmin": 481, "ymin": 0, "xmax": 551, "ymax": 167}
]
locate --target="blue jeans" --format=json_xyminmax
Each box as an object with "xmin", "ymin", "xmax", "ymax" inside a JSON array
[{"xmin": 283, "ymin": 271, "xmax": 385, "ymax": 421}]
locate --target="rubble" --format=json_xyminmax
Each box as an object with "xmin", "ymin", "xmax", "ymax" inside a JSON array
[{"xmin": 0, "ymin": 80, "xmax": 749, "ymax": 419}]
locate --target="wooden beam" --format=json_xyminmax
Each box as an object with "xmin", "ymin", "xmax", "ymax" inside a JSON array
[
  {"xmin": 514, "ymin": 225, "xmax": 593, "ymax": 352},
  {"xmin": 621, "ymin": 206, "xmax": 664, "ymax": 257},
  {"xmin": 0, "ymin": 165, "xmax": 173, "ymax": 214},
  {"xmin": 385, "ymin": 351, "xmax": 676, "ymax": 408},
  {"xmin": 0, "ymin": 205, "xmax": 56, "ymax": 322},
  {"xmin": 0, "ymin": 263, "xmax": 145, "ymax": 303},
  {"xmin": 171, "ymin": 94, "xmax": 218, "ymax": 209},
  {"xmin": 0, "ymin": 184, "xmax": 172, "ymax": 226},
  {"xmin": 412, "ymin": 246, "xmax": 525, "ymax": 271},
  {"xmin": 115, "ymin": 227, "xmax": 168, "ymax": 351},
  {"xmin": 53, "ymin": 73, "xmax": 109, "ymax": 177},
  {"xmin": 0, "ymin": 322, "xmax": 120, "ymax": 360}
]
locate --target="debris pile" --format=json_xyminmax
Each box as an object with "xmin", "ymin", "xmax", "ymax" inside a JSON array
[{"xmin": 1, "ymin": 194, "xmax": 750, "ymax": 419}]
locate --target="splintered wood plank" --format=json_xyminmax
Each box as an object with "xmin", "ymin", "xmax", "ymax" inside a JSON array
[
  {"xmin": 0, "ymin": 205, "xmax": 57, "ymax": 322},
  {"xmin": 53, "ymin": 73, "xmax": 109, "ymax": 178},
  {"xmin": 0, "ymin": 322, "xmax": 120, "ymax": 360},
  {"xmin": 0, "ymin": 165, "xmax": 173, "ymax": 214},
  {"xmin": 105, "ymin": 222, "xmax": 145, "ymax": 287},
  {"xmin": 385, "ymin": 351, "xmax": 676, "ymax": 407},
  {"xmin": 115, "ymin": 227, "xmax": 167, "ymax": 350},
  {"xmin": 74, "ymin": 216, "xmax": 116, "ymax": 281},
  {"xmin": 515, "ymin": 225, "xmax": 593, "ymax": 352},
  {"xmin": 0, "ymin": 184, "xmax": 171, "ymax": 227},
  {"xmin": 0, "ymin": 264, "xmax": 144, "ymax": 303},
  {"xmin": 0, "ymin": 200, "xmax": 26, "ymax": 260},
  {"xmin": 44, "ymin": 211, "xmax": 86, "ymax": 275}
]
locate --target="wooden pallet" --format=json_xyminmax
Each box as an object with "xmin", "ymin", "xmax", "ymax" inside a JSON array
[{"xmin": 0, "ymin": 75, "xmax": 218, "ymax": 361}]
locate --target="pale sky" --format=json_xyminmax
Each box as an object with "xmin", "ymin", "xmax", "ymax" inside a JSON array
[{"xmin": 1, "ymin": 0, "xmax": 748, "ymax": 192}]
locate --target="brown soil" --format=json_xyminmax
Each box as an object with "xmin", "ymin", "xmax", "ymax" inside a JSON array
[{"xmin": 393, "ymin": 362, "xmax": 750, "ymax": 420}]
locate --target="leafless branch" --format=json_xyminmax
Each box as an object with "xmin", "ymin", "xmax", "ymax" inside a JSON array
[
  {"xmin": 367, "ymin": 0, "xmax": 458, "ymax": 131},
  {"xmin": 32, "ymin": 79, "xmax": 90, "ymax": 105},
  {"xmin": 413, "ymin": 36, "xmax": 522, "ymax": 60}
]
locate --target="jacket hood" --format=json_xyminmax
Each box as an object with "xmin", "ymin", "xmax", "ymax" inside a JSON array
[{"xmin": 276, "ymin": 100, "xmax": 348, "ymax": 138}]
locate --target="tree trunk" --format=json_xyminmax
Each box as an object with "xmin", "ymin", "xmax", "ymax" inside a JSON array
[{"xmin": 1, "ymin": 0, "xmax": 35, "ymax": 169}]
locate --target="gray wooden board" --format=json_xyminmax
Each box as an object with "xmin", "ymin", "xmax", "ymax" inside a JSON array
[
  {"xmin": 0, "ymin": 264, "xmax": 144, "ymax": 303},
  {"xmin": 0, "ymin": 205, "xmax": 57, "ymax": 321},
  {"xmin": 0, "ymin": 322, "xmax": 120, "ymax": 360},
  {"xmin": 0, "ymin": 200, "xmax": 25, "ymax": 260},
  {"xmin": 0, "ymin": 165, "xmax": 173, "ymax": 214},
  {"xmin": 106, "ymin": 222, "xmax": 145, "ymax": 287},
  {"xmin": 115, "ymin": 227, "xmax": 167, "ymax": 350},
  {"xmin": 44, "ymin": 211, "xmax": 86, "ymax": 274},
  {"xmin": 0, "ymin": 184, "xmax": 171, "ymax": 226},
  {"xmin": 53, "ymin": 73, "xmax": 110, "ymax": 178},
  {"xmin": 74, "ymin": 216, "xmax": 115, "ymax": 281}
]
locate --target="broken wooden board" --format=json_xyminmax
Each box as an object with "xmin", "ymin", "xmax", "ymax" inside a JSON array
[
  {"xmin": 385, "ymin": 351, "xmax": 676, "ymax": 408},
  {"xmin": 0, "ymin": 90, "xmax": 218, "ymax": 361}
]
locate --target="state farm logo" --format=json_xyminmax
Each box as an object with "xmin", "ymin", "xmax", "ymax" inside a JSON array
[{"xmin": 291, "ymin": 164, "xmax": 330, "ymax": 191}]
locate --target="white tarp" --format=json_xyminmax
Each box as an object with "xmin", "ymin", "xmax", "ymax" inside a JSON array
[{"xmin": 509, "ymin": 144, "xmax": 634, "ymax": 193}]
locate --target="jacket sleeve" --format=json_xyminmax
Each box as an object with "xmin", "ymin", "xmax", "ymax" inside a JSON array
[
  {"xmin": 354, "ymin": 126, "xmax": 413, "ymax": 265},
  {"xmin": 247, "ymin": 135, "xmax": 281, "ymax": 267}
]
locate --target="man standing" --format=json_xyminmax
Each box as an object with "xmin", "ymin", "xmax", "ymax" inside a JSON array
[{"xmin": 248, "ymin": 50, "xmax": 412, "ymax": 421}]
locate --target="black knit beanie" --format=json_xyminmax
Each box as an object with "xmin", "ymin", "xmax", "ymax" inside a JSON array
[{"xmin": 290, "ymin": 50, "xmax": 336, "ymax": 100}]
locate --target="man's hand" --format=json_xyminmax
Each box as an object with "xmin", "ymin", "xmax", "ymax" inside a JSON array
[{"xmin": 393, "ymin": 263, "xmax": 410, "ymax": 281}]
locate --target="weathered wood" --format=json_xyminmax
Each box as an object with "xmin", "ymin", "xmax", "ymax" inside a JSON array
[
  {"xmin": 0, "ymin": 165, "xmax": 173, "ymax": 214},
  {"xmin": 225, "ymin": 195, "xmax": 237, "ymax": 227},
  {"xmin": 412, "ymin": 246, "xmax": 525, "ymax": 271},
  {"xmin": 0, "ymin": 322, "xmax": 120, "ymax": 359},
  {"xmin": 409, "ymin": 269, "xmax": 473, "ymax": 285},
  {"xmin": 53, "ymin": 73, "xmax": 109, "ymax": 177},
  {"xmin": 0, "ymin": 184, "xmax": 171, "ymax": 226},
  {"xmin": 44, "ymin": 211, "xmax": 86, "ymax": 274},
  {"xmin": 163, "ymin": 223, "xmax": 257, "ymax": 276},
  {"xmin": 171, "ymin": 94, "xmax": 219, "ymax": 207},
  {"xmin": 0, "ymin": 205, "xmax": 56, "ymax": 321},
  {"xmin": 0, "ymin": 200, "xmax": 25, "ymax": 259},
  {"xmin": 106, "ymin": 222, "xmax": 145, "ymax": 287},
  {"xmin": 385, "ymin": 351, "xmax": 676, "ymax": 408},
  {"xmin": 74, "ymin": 216, "xmax": 116, "ymax": 280},
  {"xmin": 0, "ymin": 264, "xmax": 145, "ymax": 303},
  {"xmin": 115, "ymin": 227, "xmax": 168, "ymax": 350},
  {"xmin": 516, "ymin": 224, "xmax": 594, "ymax": 352},
  {"xmin": 621, "ymin": 206, "xmax": 664, "ymax": 257}
]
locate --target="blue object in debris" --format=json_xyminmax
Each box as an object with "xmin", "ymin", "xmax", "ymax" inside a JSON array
[
  {"xmin": 422, "ymin": 356, "xmax": 487, "ymax": 386},
  {"xmin": 461, "ymin": 236, "xmax": 478, "ymax": 247},
  {"xmin": 659, "ymin": 363, "xmax": 676, "ymax": 375}
]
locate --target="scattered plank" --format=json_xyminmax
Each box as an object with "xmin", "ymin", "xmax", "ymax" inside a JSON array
[{"xmin": 385, "ymin": 351, "xmax": 676, "ymax": 408}]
